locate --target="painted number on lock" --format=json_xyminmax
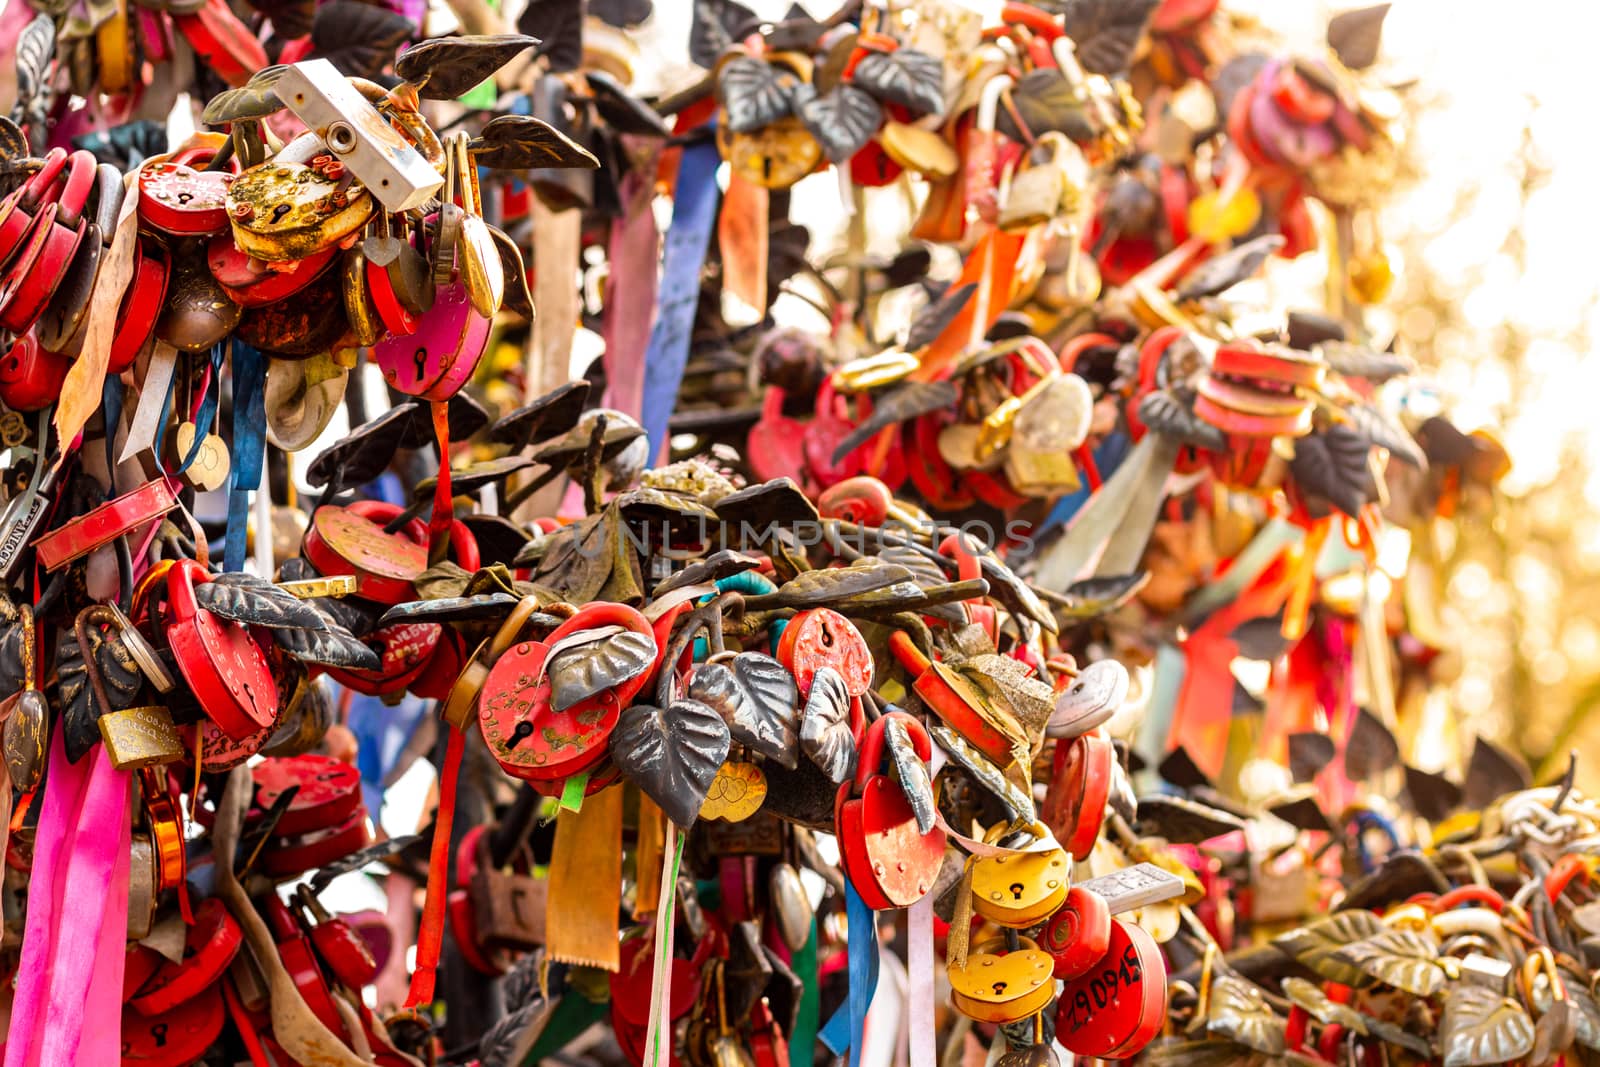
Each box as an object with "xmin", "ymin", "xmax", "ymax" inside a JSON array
[{"xmin": 1059, "ymin": 941, "xmax": 1141, "ymax": 1033}]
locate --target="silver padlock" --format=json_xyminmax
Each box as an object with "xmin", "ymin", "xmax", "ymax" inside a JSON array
[
  {"xmin": 275, "ymin": 59, "xmax": 443, "ymax": 213},
  {"xmin": 1076, "ymin": 862, "xmax": 1187, "ymax": 915}
]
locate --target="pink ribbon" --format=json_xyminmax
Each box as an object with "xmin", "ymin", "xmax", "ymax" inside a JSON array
[
  {"xmin": 907, "ymin": 896, "xmax": 936, "ymax": 1067},
  {"xmin": 602, "ymin": 166, "xmax": 662, "ymax": 421},
  {"xmin": 5, "ymin": 737, "xmax": 132, "ymax": 1067}
]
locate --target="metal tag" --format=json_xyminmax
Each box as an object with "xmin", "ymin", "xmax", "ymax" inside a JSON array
[
  {"xmin": 275, "ymin": 59, "xmax": 443, "ymax": 213},
  {"xmin": 1076, "ymin": 863, "xmax": 1187, "ymax": 915}
]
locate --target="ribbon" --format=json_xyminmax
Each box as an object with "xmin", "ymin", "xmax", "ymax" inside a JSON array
[
  {"xmin": 426, "ymin": 400, "xmax": 454, "ymax": 564},
  {"xmin": 643, "ymin": 825, "xmax": 684, "ymax": 1067},
  {"xmin": 639, "ymin": 137, "xmax": 722, "ymax": 462},
  {"xmin": 907, "ymin": 896, "xmax": 936, "ymax": 1067},
  {"xmin": 790, "ymin": 920, "xmax": 819, "ymax": 1066},
  {"xmin": 557, "ymin": 770, "xmax": 589, "ymax": 814},
  {"xmin": 602, "ymin": 161, "xmax": 662, "ymax": 420},
  {"xmin": 404, "ymin": 721, "xmax": 466, "ymax": 1009},
  {"xmin": 225, "ymin": 339, "xmax": 267, "ymax": 572},
  {"xmin": 5, "ymin": 736, "xmax": 131, "ymax": 1067},
  {"xmin": 819, "ymin": 884, "xmax": 879, "ymax": 1067}
]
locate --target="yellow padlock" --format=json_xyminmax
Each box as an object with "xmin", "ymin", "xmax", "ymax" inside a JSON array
[
  {"xmin": 947, "ymin": 936, "xmax": 1056, "ymax": 1024},
  {"xmin": 970, "ymin": 823, "xmax": 1071, "ymax": 928}
]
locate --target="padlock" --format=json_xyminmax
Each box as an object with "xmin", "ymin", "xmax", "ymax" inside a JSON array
[
  {"xmin": 262, "ymin": 893, "xmax": 348, "ymax": 1036},
  {"xmin": 129, "ymin": 898, "xmax": 243, "ymax": 1017},
  {"xmin": 260, "ymin": 806, "xmax": 373, "ymax": 877},
  {"xmin": 156, "ymin": 559, "xmax": 277, "ymax": 740},
  {"xmin": 251, "ymin": 753, "xmax": 364, "ymax": 835},
  {"xmin": 2, "ymin": 604, "xmax": 46, "ymax": 791},
  {"xmin": 324, "ymin": 619, "xmax": 442, "ymax": 696},
  {"xmin": 716, "ymin": 114, "xmax": 822, "ymax": 192},
  {"xmin": 1053, "ymin": 918, "xmax": 1166, "ymax": 1059},
  {"xmin": 156, "ymin": 241, "xmax": 242, "ymax": 352},
  {"xmin": 226, "ymin": 141, "xmax": 376, "ymax": 261},
  {"xmin": 0, "ymin": 148, "xmax": 72, "ymax": 256},
  {"xmin": 998, "ymin": 132, "xmax": 1088, "ymax": 231},
  {"xmin": 468, "ymin": 832, "xmax": 547, "ymax": 952},
  {"xmin": 98, "ymin": 705, "xmax": 185, "ymax": 770},
  {"xmin": 294, "ymin": 885, "xmax": 379, "ymax": 990},
  {"xmin": 747, "ymin": 388, "xmax": 808, "ymax": 485},
  {"xmin": 371, "ymin": 280, "xmax": 490, "ymax": 401},
  {"xmin": 947, "ymin": 935, "xmax": 1055, "ymax": 1024},
  {"xmin": 888, "ymin": 630, "xmax": 1027, "ymax": 768},
  {"xmin": 448, "ymin": 825, "xmax": 511, "ymax": 977},
  {"xmin": 1041, "ymin": 732, "xmax": 1114, "ymax": 860},
  {"xmin": 303, "ymin": 499, "xmax": 479, "ymax": 604},
  {"xmin": 970, "ymin": 822, "xmax": 1072, "ymax": 928},
  {"xmin": 1006, "ymin": 373, "xmax": 1095, "ymax": 497},
  {"xmin": 1040, "ymin": 885, "xmax": 1111, "ymax": 979},
  {"xmin": 208, "ymin": 233, "xmax": 339, "ymax": 308},
  {"xmin": 835, "ymin": 711, "xmax": 945, "ymax": 910},
  {"xmin": 1045, "ymin": 660, "xmax": 1129, "ymax": 739},
  {"xmin": 445, "ymin": 131, "xmax": 503, "ymax": 318},
  {"xmin": 777, "ymin": 607, "xmax": 874, "ymax": 699},
  {"xmin": 136, "ymin": 143, "xmax": 236, "ymax": 236},
  {"xmin": 0, "ymin": 333, "xmax": 70, "ymax": 413},
  {"xmin": 802, "ymin": 378, "xmax": 865, "ymax": 490},
  {"xmin": 274, "ymin": 59, "xmax": 444, "ymax": 214},
  {"xmin": 109, "ymin": 241, "xmax": 170, "ymax": 374},
  {"xmin": 363, "ymin": 211, "xmax": 434, "ymax": 337},
  {"xmin": 36, "ymin": 161, "xmax": 123, "ymax": 355},
  {"xmin": 0, "ymin": 149, "xmax": 98, "ymax": 335},
  {"xmin": 120, "ymin": 983, "xmax": 226, "ymax": 1065}
]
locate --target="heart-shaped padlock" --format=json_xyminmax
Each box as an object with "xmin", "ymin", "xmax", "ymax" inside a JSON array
[
  {"xmin": 748, "ymin": 388, "xmax": 808, "ymax": 484},
  {"xmin": 261, "ymin": 806, "xmax": 373, "ymax": 877},
  {"xmin": 480, "ymin": 603, "xmax": 656, "ymax": 782},
  {"xmin": 161, "ymin": 559, "xmax": 278, "ymax": 740},
  {"xmin": 128, "ymin": 898, "xmax": 243, "ymax": 1017},
  {"xmin": 1042, "ymin": 733, "xmax": 1113, "ymax": 861},
  {"xmin": 371, "ymin": 281, "xmax": 490, "ymax": 401},
  {"xmin": 947, "ymin": 936, "xmax": 1056, "ymax": 1024},
  {"xmin": 208, "ymin": 234, "xmax": 338, "ymax": 307},
  {"xmin": 137, "ymin": 145, "xmax": 236, "ymax": 236},
  {"xmin": 252, "ymin": 754, "xmax": 364, "ymax": 835},
  {"xmin": 227, "ymin": 151, "xmax": 375, "ymax": 261},
  {"xmin": 970, "ymin": 824, "xmax": 1072, "ymax": 928},
  {"xmin": 1054, "ymin": 918, "xmax": 1166, "ymax": 1059},
  {"xmin": 120, "ymin": 983, "xmax": 225, "ymax": 1065},
  {"xmin": 835, "ymin": 711, "xmax": 944, "ymax": 909},
  {"xmin": 303, "ymin": 500, "xmax": 475, "ymax": 604}
]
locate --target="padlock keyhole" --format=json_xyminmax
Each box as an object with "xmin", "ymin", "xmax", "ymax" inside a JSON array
[
  {"xmin": 991, "ymin": 981, "xmax": 1007, "ymax": 996},
  {"xmin": 271, "ymin": 203, "xmax": 291, "ymax": 224},
  {"xmin": 1009, "ymin": 882, "xmax": 1024, "ymax": 901}
]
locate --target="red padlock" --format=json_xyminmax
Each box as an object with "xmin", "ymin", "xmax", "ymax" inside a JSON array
[
  {"xmin": 120, "ymin": 983, "xmax": 225, "ymax": 1065},
  {"xmin": 1054, "ymin": 918, "xmax": 1166, "ymax": 1060},
  {"xmin": 136, "ymin": 146, "xmax": 236, "ymax": 236},
  {"xmin": 171, "ymin": 0, "xmax": 268, "ymax": 88},
  {"xmin": 816, "ymin": 476, "xmax": 894, "ymax": 526},
  {"xmin": 804, "ymin": 379, "xmax": 865, "ymax": 491},
  {"xmin": 261, "ymin": 806, "xmax": 373, "ymax": 877},
  {"xmin": 938, "ymin": 532, "xmax": 996, "ymax": 639},
  {"xmin": 303, "ymin": 500, "xmax": 479, "ymax": 605},
  {"xmin": 747, "ymin": 387, "xmax": 807, "ymax": 484},
  {"xmin": 409, "ymin": 625, "xmax": 467, "ymax": 701},
  {"xmin": 296, "ymin": 886, "xmax": 379, "ymax": 991},
  {"xmin": 908, "ymin": 409, "xmax": 978, "ymax": 512},
  {"xmin": 262, "ymin": 895, "xmax": 347, "ymax": 1036},
  {"xmin": 252, "ymin": 754, "xmax": 363, "ymax": 836},
  {"xmin": 835, "ymin": 711, "xmax": 945, "ymax": 910},
  {"xmin": 0, "ymin": 332, "xmax": 71, "ymax": 412},
  {"xmin": 163, "ymin": 559, "xmax": 278, "ymax": 740},
  {"xmin": 109, "ymin": 241, "xmax": 171, "ymax": 374},
  {"xmin": 0, "ymin": 150, "xmax": 97, "ymax": 334},
  {"xmin": 1040, "ymin": 885, "xmax": 1112, "ymax": 980},
  {"xmin": 130, "ymin": 898, "xmax": 244, "ymax": 1017},
  {"xmin": 447, "ymin": 825, "xmax": 511, "ymax": 977},
  {"xmin": 0, "ymin": 147, "xmax": 70, "ymax": 260},
  {"xmin": 209, "ymin": 236, "xmax": 339, "ymax": 308},
  {"xmin": 324, "ymin": 620, "xmax": 443, "ymax": 697},
  {"xmin": 889, "ymin": 630, "xmax": 1018, "ymax": 766},
  {"xmin": 479, "ymin": 603, "xmax": 655, "ymax": 782},
  {"xmin": 1041, "ymin": 733, "xmax": 1114, "ymax": 861},
  {"xmin": 778, "ymin": 607, "xmax": 874, "ymax": 700}
]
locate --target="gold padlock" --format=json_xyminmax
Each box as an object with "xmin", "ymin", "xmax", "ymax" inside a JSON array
[
  {"xmin": 1005, "ymin": 373, "xmax": 1094, "ymax": 498},
  {"xmin": 948, "ymin": 936, "xmax": 1056, "ymax": 1023},
  {"xmin": 879, "ymin": 121, "xmax": 959, "ymax": 180},
  {"xmin": 227, "ymin": 139, "xmax": 376, "ymax": 261},
  {"xmin": 998, "ymin": 133, "xmax": 1088, "ymax": 232},
  {"xmin": 971, "ymin": 824, "xmax": 1072, "ymax": 928},
  {"xmin": 99, "ymin": 706, "xmax": 185, "ymax": 770}
]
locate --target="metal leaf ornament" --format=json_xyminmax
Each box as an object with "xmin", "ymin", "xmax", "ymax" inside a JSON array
[
  {"xmin": 57, "ymin": 626, "xmax": 141, "ymax": 763},
  {"xmin": 1288, "ymin": 731, "xmax": 1337, "ymax": 782},
  {"xmin": 752, "ymin": 562, "xmax": 914, "ymax": 609},
  {"xmin": 1439, "ymin": 982, "xmax": 1535, "ymax": 1067},
  {"xmin": 1058, "ymin": 0, "xmax": 1160, "ymax": 73},
  {"xmin": 1462, "ymin": 736, "xmax": 1531, "ymax": 809},
  {"xmin": 796, "ymin": 85, "xmax": 882, "ymax": 162},
  {"xmin": 1344, "ymin": 706, "xmax": 1401, "ymax": 779},
  {"xmin": 907, "ymin": 282, "xmax": 976, "ymax": 350},
  {"xmin": 1138, "ymin": 390, "xmax": 1227, "ymax": 451},
  {"xmin": 469, "ymin": 115, "xmax": 600, "ymax": 170},
  {"xmin": 1205, "ymin": 974, "xmax": 1286, "ymax": 1055},
  {"xmin": 1281, "ymin": 977, "xmax": 1369, "ymax": 1034},
  {"xmin": 687, "ymin": 653, "xmax": 800, "ymax": 769},
  {"xmin": 546, "ymin": 629, "xmax": 655, "ymax": 712},
  {"xmin": 1000, "ymin": 69, "xmax": 1095, "ymax": 143},
  {"xmin": 1273, "ymin": 910, "xmax": 1385, "ymax": 988},
  {"xmin": 201, "ymin": 67, "xmax": 289, "ymax": 125},
  {"xmin": 312, "ymin": 1, "xmax": 414, "ymax": 81},
  {"xmin": 272, "ymin": 602, "xmax": 382, "ymax": 670},
  {"xmin": 884, "ymin": 716, "xmax": 937, "ymax": 835},
  {"xmin": 1134, "ymin": 795, "xmax": 1246, "ymax": 844},
  {"xmin": 799, "ymin": 666, "xmax": 855, "ymax": 783},
  {"xmin": 1334, "ymin": 928, "xmax": 1444, "ymax": 996},
  {"xmin": 1532, "ymin": 968, "xmax": 1600, "ymax": 1051},
  {"xmin": 1326, "ymin": 3, "xmax": 1389, "ymax": 70},
  {"xmin": 719, "ymin": 56, "xmax": 801, "ymax": 134},
  {"xmin": 395, "ymin": 34, "xmax": 540, "ymax": 99},
  {"xmin": 1176, "ymin": 235, "xmax": 1285, "ymax": 301},
  {"xmin": 1319, "ymin": 340, "xmax": 1414, "ymax": 382},
  {"xmin": 850, "ymin": 50, "xmax": 947, "ymax": 117},
  {"xmin": 1290, "ymin": 425, "xmax": 1377, "ymax": 518},
  {"xmin": 610, "ymin": 696, "xmax": 731, "ymax": 829},
  {"xmin": 15, "ymin": 15, "xmax": 55, "ymax": 117},
  {"xmin": 1346, "ymin": 403, "xmax": 1425, "ymax": 468},
  {"xmin": 197, "ymin": 572, "xmax": 330, "ymax": 630}
]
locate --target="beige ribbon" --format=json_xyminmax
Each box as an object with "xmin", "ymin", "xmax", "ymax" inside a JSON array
[{"xmin": 544, "ymin": 783, "xmax": 623, "ymax": 970}]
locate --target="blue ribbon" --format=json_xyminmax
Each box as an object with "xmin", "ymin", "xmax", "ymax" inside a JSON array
[
  {"xmin": 100, "ymin": 375, "xmax": 122, "ymax": 501},
  {"xmin": 225, "ymin": 340, "xmax": 267, "ymax": 572},
  {"xmin": 639, "ymin": 137, "xmax": 721, "ymax": 461},
  {"xmin": 1041, "ymin": 431, "xmax": 1131, "ymax": 533},
  {"xmin": 819, "ymin": 884, "xmax": 878, "ymax": 1067},
  {"xmin": 154, "ymin": 344, "xmax": 225, "ymax": 479}
]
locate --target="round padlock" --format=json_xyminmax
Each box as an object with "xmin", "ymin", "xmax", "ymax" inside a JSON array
[
  {"xmin": 261, "ymin": 806, "xmax": 373, "ymax": 877},
  {"xmin": 779, "ymin": 608, "xmax": 873, "ymax": 699},
  {"xmin": 137, "ymin": 148, "xmax": 235, "ymax": 236},
  {"xmin": 1054, "ymin": 918, "xmax": 1166, "ymax": 1060},
  {"xmin": 1042, "ymin": 733, "xmax": 1114, "ymax": 861},
  {"xmin": 129, "ymin": 898, "xmax": 243, "ymax": 1017},
  {"xmin": 324, "ymin": 620, "xmax": 443, "ymax": 697},
  {"xmin": 1041, "ymin": 885, "xmax": 1112, "ymax": 980},
  {"xmin": 120, "ymin": 982, "xmax": 225, "ymax": 1064},
  {"xmin": 252, "ymin": 754, "xmax": 363, "ymax": 836}
]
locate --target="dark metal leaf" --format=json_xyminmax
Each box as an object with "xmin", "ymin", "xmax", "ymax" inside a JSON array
[
  {"xmin": 655, "ymin": 549, "xmax": 763, "ymax": 597},
  {"xmin": 796, "ymin": 85, "xmax": 882, "ymax": 163},
  {"xmin": 1340, "ymin": 851, "xmax": 1449, "ymax": 912},
  {"xmin": 201, "ymin": 67, "xmax": 290, "ymax": 125},
  {"xmin": 1058, "ymin": 0, "xmax": 1161, "ymax": 73},
  {"xmin": 1319, "ymin": 340, "xmax": 1413, "ymax": 382},
  {"xmin": 1287, "ymin": 309, "xmax": 1347, "ymax": 350},
  {"xmin": 1289, "ymin": 426, "xmax": 1376, "ymax": 518},
  {"xmin": 1157, "ymin": 745, "xmax": 1213, "ymax": 791},
  {"xmin": 1439, "ymin": 982, "xmax": 1534, "ymax": 1067},
  {"xmin": 1462, "ymin": 736, "xmax": 1530, "ymax": 811},
  {"xmin": 1335, "ymin": 928, "xmax": 1443, "ymax": 996},
  {"xmin": 907, "ymin": 282, "xmax": 976, "ymax": 351},
  {"xmin": 518, "ymin": 0, "xmax": 581, "ymax": 72},
  {"xmin": 1000, "ymin": 68, "xmax": 1095, "ymax": 144},
  {"xmin": 490, "ymin": 224, "xmax": 535, "ymax": 321},
  {"xmin": 57, "ymin": 626, "xmax": 140, "ymax": 764},
  {"xmin": 313, "ymin": 2, "xmax": 413, "ymax": 82},
  {"xmin": 748, "ymin": 563, "xmax": 914, "ymax": 610},
  {"xmin": 978, "ymin": 553, "xmax": 1056, "ymax": 635},
  {"xmin": 884, "ymin": 716, "xmax": 937, "ymax": 835},
  {"xmin": 1273, "ymin": 909, "xmax": 1385, "ymax": 988},
  {"xmin": 1346, "ymin": 403, "xmax": 1425, "ymax": 469},
  {"xmin": 470, "ymin": 115, "xmax": 600, "ymax": 170},
  {"xmin": 1281, "ymin": 977, "xmax": 1369, "ymax": 1033},
  {"xmin": 689, "ymin": 0, "xmax": 757, "ymax": 69},
  {"xmin": 1138, "ymin": 390, "xmax": 1227, "ymax": 450},
  {"xmin": 1176, "ymin": 235, "xmax": 1286, "ymax": 301},
  {"xmin": 1402, "ymin": 763, "xmax": 1461, "ymax": 822},
  {"xmin": 719, "ymin": 56, "xmax": 800, "ymax": 134},
  {"xmin": 548, "ymin": 630, "xmax": 655, "ymax": 712},
  {"xmin": 1058, "ymin": 573, "xmax": 1150, "ymax": 620},
  {"xmin": 378, "ymin": 594, "xmax": 527, "ymax": 626},
  {"xmin": 850, "ymin": 50, "xmax": 946, "ymax": 116},
  {"xmin": 1326, "ymin": 4, "xmax": 1389, "ymax": 70},
  {"xmin": 799, "ymin": 667, "xmax": 855, "ymax": 783},
  {"xmin": 585, "ymin": 70, "xmax": 671, "ymax": 137},
  {"xmin": 1267, "ymin": 791, "xmax": 1336, "ymax": 834},
  {"xmin": 1135, "ymin": 794, "xmax": 1244, "ymax": 843},
  {"xmin": 829, "ymin": 380, "xmax": 956, "ymax": 465},
  {"xmin": 396, "ymin": 34, "xmax": 541, "ymax": 99},
  {"xmin": 307, "ymin": 834, "xmax": 422, "ymax": 892},
  {"xmin": 272, "ymin": 602, "xmax": 381, "ymax": 670},
  {"xmin": 1287, "ymin": 731, "xmax": 1336, "ymax": 782},
  {"xmin": 197, "ymin": 572, "xmax": 329, "ymax": 630},
  {"xmin": 714, "ymin": 478, "xmax": 820, "ymax": 529},
  {"xmin": 1206, "ymin": 974, "xmax": 1285, "ymax": 1055},
  {"xmin": 688, "ymin": 653, "xmax": 799, "ymax": 769},
  {"xmin": 1344, "ymin": 706, "xmax": 1400, "ymax": 780},
  {"xmin": 490, "ymin": 381, "xmax": 591, "ymax": 449},
  {"xmin": 610, "ymin": 698, "xmax": 731, "ymax": 828}
]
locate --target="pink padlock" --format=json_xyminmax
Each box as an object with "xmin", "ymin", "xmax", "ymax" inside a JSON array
[
  {"xmin": 803, "ymin": 378, "xmax": 865, "ymax": 491},
  {"xmin": 372, "ymin": 282, "xmax": 489, "ymax": 402}
]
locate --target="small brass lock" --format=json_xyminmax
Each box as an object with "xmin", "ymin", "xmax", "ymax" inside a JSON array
[
  {"xmin": 948, "ymin": 936, "xmax": 1056, "ymax": 1024},
  {"xmin": 971, "ymin": 823, "xmax": 1071, "ymax": 928},
  {"xmin": 227, "ymin": 151, "xmax": 375, "ymax": 261}
]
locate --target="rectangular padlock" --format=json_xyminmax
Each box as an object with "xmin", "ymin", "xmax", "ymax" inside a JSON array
[
  {"xmin": 275, "ymin": 59, "xmax": 444, "ymax": 213},
  {"xmin": 1076, "ymin": 863, "xmax": 1187, "ymax": 915},
  {"xmin": 99, "ymin": 705, "xmax": 186, "ymax": 770}
]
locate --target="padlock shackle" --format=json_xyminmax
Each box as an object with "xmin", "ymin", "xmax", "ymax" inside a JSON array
[
  {"xmin": 888, "ymin": 629, "xmax": 931, "ymax": 677},
  {"xmin": 20, "ymin": 149, "xmax": 69, "ymax": 209},
  {"xmin": 817, "ymin": 476, "xmax": 892, "ymax": 526},
  {"xmin": 974, "ymin": 75, "xmax": 1015, "ymax": 135},
  {"xmin": 937, "ymin": 531, "xmax": 984, "ymax": 584},
  {"xmin": 52, "ymin": 150, "xmax": 100, "ymax": 229},
  {"xmin": 164, "ymin": 558, "xmax": 207, "ymax": 623},
  {"xmin": 1001, "ymin": 3, "xmax": 1063, "ymax": 40},
  {"xmin": 852, "ymin": 709, "xmax": 931, "ymax": 791}
]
